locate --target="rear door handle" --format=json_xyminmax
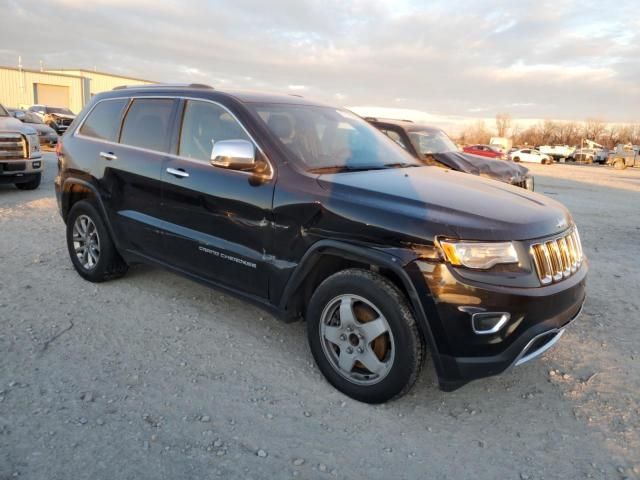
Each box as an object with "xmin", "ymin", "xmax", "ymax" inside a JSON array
[
  {"xmin": 166, "ymin": 167, "xmax": 189, "ymax": 178},
  {"xmin": 99, "ymin": 151, "xmax": 117, "ymax": 161}
]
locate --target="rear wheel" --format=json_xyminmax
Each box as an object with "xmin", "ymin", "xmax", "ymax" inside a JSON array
[
  {"xmin": 15, "ymin": 173, "xmax": 41, "ymax": 190},
  {"xmin": 306, "ymin": 269, "xmax": 424, "ymax": 403},
  {"xmin": 66, "ymin": 200, "xmax": 128, "ymax": 282},
  {"xmin": 512, "ymin": 156, "xmax": 520, "ymax": 162},
  {"xmin": 613, "ymin": 158, "xmax": 626, "ymax": 170}
]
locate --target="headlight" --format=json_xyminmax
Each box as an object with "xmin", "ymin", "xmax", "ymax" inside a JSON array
[
  {"xmin": 27, "ymin": 133, "xmax": 40, "ymax": 153},
  {"xmin": 439, "ymin": 240, "xmax": 519, "ymax": 269}
]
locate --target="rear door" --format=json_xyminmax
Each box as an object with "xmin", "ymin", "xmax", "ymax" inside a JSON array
[
  {"xmin": 158, "ymin": 99, "xmax": 275, "ymax": 298},
  {"xmin": 76, "ymin": 96, "xmax": 178, "ymax": 260}
]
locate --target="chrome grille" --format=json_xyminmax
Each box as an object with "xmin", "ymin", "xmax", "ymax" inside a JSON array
[
  {"xmin": 0, "ymin": 133, "xmax": 27, "ymax": 159},
  {"xmin": 530, "ymin": 229, "xmax": 584, "ymax": 285}
]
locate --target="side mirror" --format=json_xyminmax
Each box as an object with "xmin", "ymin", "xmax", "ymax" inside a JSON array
[
  {"xmin": 13, "ymin": 111, "xmax": 26, "ymax": 121},
  {"xmin": 210, "ymin": 139, "xmax": 256, "ymax": 171}
]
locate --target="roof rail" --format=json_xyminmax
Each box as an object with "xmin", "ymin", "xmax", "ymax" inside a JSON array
[{"xmin": 112, "ymin": 83, "xmax": 214, "ymax": 91}]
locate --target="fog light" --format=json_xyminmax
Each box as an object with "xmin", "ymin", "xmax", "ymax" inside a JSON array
[
  {"xmin": 32, "ymin": 161, "xmax": 42, "ymax": 168},
  {"xmin": 471, "ymin": 312, "xmax": 510, "ymax": 335}
]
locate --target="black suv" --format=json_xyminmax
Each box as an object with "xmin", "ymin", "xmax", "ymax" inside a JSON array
[{"xmin": 55, "ymin": 85, "xmax": 587, "ymax": 403}]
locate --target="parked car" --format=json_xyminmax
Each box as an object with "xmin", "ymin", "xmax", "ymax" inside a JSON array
[
  {"xmin": 538, "ymin": 145, "xmax": 575, "ymax": 162},
  {"xmin": 489, "ymin": 137, "xmax": 512, "ymax": 153},
  {"xmin": 367, "ymin": 118, "xmax": 534, "ymax": 190},
  {"xmin": 28, "ymin": 105, "xmax": 76, "ymax": 135},
  {"xmin": 462, "ymin": 144, "xmax": 506, "ymax": 159},
  {"xmin": 607, "ymin": 144, "xmax": 640, "ymax": 170},
  {"xmin": 55, "ymin": 84, "xmax": 587, "ymax": 403},
  {"xmin": 571, "ymin": 147, "xmax": 607, "ymax": 164},
  {"xmin": 8, "ymin": 108, "xmax": 58, "ymax": 148},
  {"xmin": 0, "ymin": 103, "xmax": 43, "ymax": 190},
  {"xmin": 509, "ymin": 148, "xmax": 553, "ymax": 164}
]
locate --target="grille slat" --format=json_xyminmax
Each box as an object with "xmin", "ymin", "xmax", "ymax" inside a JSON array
[
  {"xmin": 530, "ymin": 229, "xmax": 584, "ymax": 285},
  {"xmin": 0, "ymin": 134, "xmax": 27, "ymax": 160}
]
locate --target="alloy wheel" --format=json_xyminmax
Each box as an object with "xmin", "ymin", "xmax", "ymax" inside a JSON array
[
  {"xmin": 319, "ymin": 294, "xmax": 395, "ymax": 386},
  {"xmin": 72, "ymin": 214, "xmax": 101, "ymax": 270}
]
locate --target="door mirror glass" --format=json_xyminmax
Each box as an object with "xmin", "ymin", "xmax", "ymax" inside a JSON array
[{"xmin": 211, "ymin": 139, "xmax": 256, "ymax": 171}]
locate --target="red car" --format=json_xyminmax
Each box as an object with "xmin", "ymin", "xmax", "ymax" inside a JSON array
[{"xmin": 463, "ymin": 144, "xmax": 506, "ymax": 159}]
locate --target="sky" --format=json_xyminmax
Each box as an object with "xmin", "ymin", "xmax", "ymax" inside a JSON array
[{"xmin": 1, "ymin": 0, "xmax": 638, "ymax": 132}]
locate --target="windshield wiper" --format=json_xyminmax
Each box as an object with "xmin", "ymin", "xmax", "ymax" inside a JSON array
[
  {"xmin": 308, "ymin": 165, "xmax": 390, "ymax": 174},
  {"xmin": 382, "ymin": 162, "xmax": 420, "ymax": 168}
]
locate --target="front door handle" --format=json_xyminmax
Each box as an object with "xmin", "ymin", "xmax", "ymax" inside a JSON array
[
  {"xmin": 99, "ymin": 151, "xmax": 117, "ymax": 161},
  {"xmin": 166, "ymin": 167, "xmax": 189, "ymax": 178}
]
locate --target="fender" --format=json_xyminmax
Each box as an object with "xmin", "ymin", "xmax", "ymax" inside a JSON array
[
  {"xmin": 60, "ymin": 177, "xmax": 120, "ymax": 246},
  {"xmin": 278, "ymin": 239, "xmax": 447, "ymax": 382}
]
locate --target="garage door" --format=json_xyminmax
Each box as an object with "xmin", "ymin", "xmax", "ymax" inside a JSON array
[{"xmin": 34, "ymin": 84, "xmax": 70, "ymax": 107}]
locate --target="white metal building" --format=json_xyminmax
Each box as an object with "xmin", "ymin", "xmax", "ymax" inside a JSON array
[{"xmin": 0, "ymin": 66, "xmax": 155, "ymax": 113}]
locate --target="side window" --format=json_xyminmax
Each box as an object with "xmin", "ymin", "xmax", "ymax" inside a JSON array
[
  {"xmin": 79, "ymin": 99, "xmax": 128, "ymax": 142},
  {"xmin": 179, "ymin": 100, "xmax": 251, "ymax": 162},
  {"xmin": 120, "ymin": 98, "xmax": 175, "ymax": 152},
  {"xmin": 380, "ymin": 129, "xmax": 407, "ymax": 149}
]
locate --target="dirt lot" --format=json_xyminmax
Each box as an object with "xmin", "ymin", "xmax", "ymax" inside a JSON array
[{"xmin": 1, "ymin": 155, "xmax": 639, "ymax": 480}]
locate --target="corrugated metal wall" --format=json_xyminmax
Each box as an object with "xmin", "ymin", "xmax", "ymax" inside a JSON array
[
  {"xmin": 0, "ymin": 68, "xmax": 85, "ymax": 113},
  {"xmin": 0, "ymin": 67, "xmax": 155, "ymax": 114},
  {"xmin": 46, "ymin": 70, "xmax": 154, "ymax": 96}
]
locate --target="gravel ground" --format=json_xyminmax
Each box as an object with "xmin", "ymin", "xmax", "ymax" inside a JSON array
[{"xmin": 1, "ymin": 154, "xmax": 639, "ymax": 480}]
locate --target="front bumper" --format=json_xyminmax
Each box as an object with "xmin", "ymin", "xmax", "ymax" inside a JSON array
[
  {"xmin": 407, "ymin": 259, "xmax": 587, "ymax": 390},
  {"xmin": 0, "ymin": 158, "xmax": 44, "ymax": 183}
]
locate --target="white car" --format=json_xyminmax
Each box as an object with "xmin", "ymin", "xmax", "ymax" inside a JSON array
[{"xmin": 509, "ymin": 148, "xmax": 553, "ymax": 164}]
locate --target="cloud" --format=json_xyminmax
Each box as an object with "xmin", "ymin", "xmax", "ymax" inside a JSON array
[{"xmin": 0, "ymin": 0, "xmax": 638, "ymax": 122}]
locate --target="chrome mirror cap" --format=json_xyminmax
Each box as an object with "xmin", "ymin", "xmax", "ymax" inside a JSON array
[{"xmin": 210, "ymin": 139, "xmax": 256, "ymax": 170}]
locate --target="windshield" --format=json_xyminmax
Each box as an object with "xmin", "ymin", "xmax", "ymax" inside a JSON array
[
  {"xmin": 0, "ymin": 104, "xmax": 9, "ymax": 117},
  {"xmin": 24, "ymin": 112, "xmax": 43, "ymax": 124},
  {"xmin": 249, "ymin": 103, "xmax": 421, "ymax": 173},
  {"xmin": 408, "ymin": 130, "xmax": 458, "ymax": 155},
  {"xmin": 47, "ymin": 107, "xmax": 74, "ymax": 115}
]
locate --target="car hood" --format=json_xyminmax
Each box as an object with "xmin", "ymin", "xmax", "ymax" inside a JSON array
[
  {"xmin": 0, "ymin": 116, "xmax": 37, "ymax": 135},
  {"xmin": 48, "ymin": 113, "xmax": 75, "ymax": 119},
  {"xmin": 432, "ymin": 151, "xmax": 529, "ymax": 182},
  {"xmin": 316, "ymin": 166, "xmax": 572, "ymax": 242},
  {"xmin": 27, "ymin": 122, "xmax": 57, "ymax": 135}
]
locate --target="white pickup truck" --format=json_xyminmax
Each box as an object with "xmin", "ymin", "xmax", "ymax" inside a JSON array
[
  {"xmin": 538, "ymin": 145, "xmax": 575, "ymax": 161},
  {"xmin": 0, "ymin": 103, "xmax": 43, "ymax": 190}
]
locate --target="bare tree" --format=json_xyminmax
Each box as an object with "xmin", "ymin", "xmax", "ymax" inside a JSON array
[
  {"xmin": 459, "ymin": 120, "xmax": 491, "ymax": 144},
  {"xmin": 495, "ymin": 113, "xmax": 511, "ymax": 137},
  {"xmin": 583, "ymin": 118, "xmax": 606, "ymax": 142}
]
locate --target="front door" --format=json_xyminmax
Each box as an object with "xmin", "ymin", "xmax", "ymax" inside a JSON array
[{"xmin": 159, "ymin": 99, "xmax": 275, "ymax": 298}]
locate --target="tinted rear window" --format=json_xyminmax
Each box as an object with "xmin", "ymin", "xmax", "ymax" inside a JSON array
[
  {"xmin": 79, "ymin": 99, "xmax": 128, "ymax": 142},
  {"xmin": 120, "ymin": 99, "xmax": 174, "ymax": 152}
]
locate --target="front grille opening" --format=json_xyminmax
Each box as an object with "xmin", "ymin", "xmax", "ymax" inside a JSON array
[
  {"xmin": 525, "ymin": 332, "xmax": 556, "ymax": 354},
  {"xmin": 530, "ymin": 229, "xmax": 583, "ymax": 285}
]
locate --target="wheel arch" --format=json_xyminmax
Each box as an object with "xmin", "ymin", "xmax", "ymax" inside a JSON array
[
  {"xmin": 279, "ymin": 240, "xmax": 445, "ymax": 378},
  {"xmin": 60, "ymin": 178, "xmax": 118, "ymax": 242}
]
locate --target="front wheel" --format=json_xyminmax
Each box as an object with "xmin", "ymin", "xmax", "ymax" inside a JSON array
[
  {"xmin": 306, "ymin": 269, "xmax": 424, "ymax": 403},
  {"xmin": 512, "ymin": 156, "xmax": 520, "ymax": 162}
]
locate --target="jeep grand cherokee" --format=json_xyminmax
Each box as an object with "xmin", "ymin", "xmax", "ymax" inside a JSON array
[{"xmin": 55, "ymin": 85, "xmax": 587, "ymax": 403}]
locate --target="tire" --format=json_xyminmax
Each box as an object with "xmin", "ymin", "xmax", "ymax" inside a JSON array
[
  {"xmin": 512, "ymin": 156, "xmax": 520, "ymax": 162},
  {"xmin": 15, "ymin": 173, "xmax": 41, "ymax": 190},
  {"xmin": 613, "ymin": 158, "xmax": 626, "ymax": 170},
  {"xmin": 66, "ymin": 200, "xmax": 128, "ymax": 282},
  {"xmin": 306, "ymin": 268, "xmax": 424, "ymax": 403}
]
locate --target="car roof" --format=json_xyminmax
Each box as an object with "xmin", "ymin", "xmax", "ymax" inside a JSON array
[
  {"xmin": 367, "ymin": 117, "xmax": 442, "ymax": 133},
  {"xmin": 105, "ymin": 84, "xmax": 329, "ymax": 107}
]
